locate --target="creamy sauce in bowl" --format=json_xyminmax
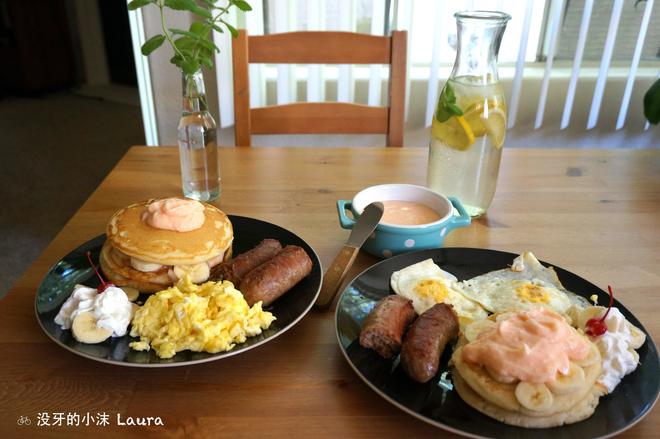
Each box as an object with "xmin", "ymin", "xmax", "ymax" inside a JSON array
[{"xmin": 380, "ymin": 200, "xmax": 442, "ymax": 226}]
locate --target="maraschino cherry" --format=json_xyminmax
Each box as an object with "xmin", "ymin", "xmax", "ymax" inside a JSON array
[
  {"xmin": 585, "ymin": 285, "xmax": 614, "ymax": 337},
  {"xmin": 86, "ymin": 251, "xmax": 114, "ymax": 293}
]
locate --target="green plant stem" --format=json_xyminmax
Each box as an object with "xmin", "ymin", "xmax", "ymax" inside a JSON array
[{"xmin": 159, "ymin": 1, "xmax": 187, "ymax": 62}]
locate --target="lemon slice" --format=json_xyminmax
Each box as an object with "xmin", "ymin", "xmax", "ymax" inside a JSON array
[
  {"xmin": 463, "ymin": 103, "xmax": 487, "ymax": 138},
  {"xmin": 482, "ymin": 107, "xmax": 506, "ymax": 149},
  {"xmin": 431, "ymin": 115, "xmax": 475, "ymax": 151}
]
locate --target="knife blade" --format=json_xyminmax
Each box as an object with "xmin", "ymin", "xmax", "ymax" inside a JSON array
[{"xmin": 315, "ymin": 202, "xmax": 384, "ymax": 309}]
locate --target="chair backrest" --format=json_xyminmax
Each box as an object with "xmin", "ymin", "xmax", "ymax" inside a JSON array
[{"xmin": 231, "ymin": 30, "xmax": 407, "ymax": 147}]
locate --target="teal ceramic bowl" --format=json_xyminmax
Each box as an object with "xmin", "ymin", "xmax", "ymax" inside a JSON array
[{"xmin": 337, "ymin": 184, "xmax": 471, "ymax": 258}]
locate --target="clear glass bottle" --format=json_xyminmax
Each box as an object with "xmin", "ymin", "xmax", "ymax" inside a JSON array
[
  {"xmin": 427, "ymin": 11, "xmax": 510, "ymax": 217},
  {"xmin": 178, "ymin": 69, "xmax": 221, "ymax": 202}
]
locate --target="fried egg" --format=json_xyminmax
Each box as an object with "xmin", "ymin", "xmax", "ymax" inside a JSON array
[
  {"xmin": 390, "ymin": 259, "xmax": 488, "ymax": 325},
  {"xmin": 457, "ymin": 252, "xmax": 589, "ymax": 320}
]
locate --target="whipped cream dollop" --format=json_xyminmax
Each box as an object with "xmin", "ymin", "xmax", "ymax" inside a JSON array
[
  {"xmin": 575, "ymin": 306, "xmax": 645, "ymax": 393},
  {"xmin": 54, "ymin": 284, "xmax": 97, "ymax": 329},
  {"xmin": 141, "ymin": 198, "xmax": 205, "ymax": 232},
  {"xmin": 93, "ymin": 287, "xmax": 133, "ymax": 336},
  {"xmin": 54, "ymin": 284, "xmax": 133, "ymax": 337}
]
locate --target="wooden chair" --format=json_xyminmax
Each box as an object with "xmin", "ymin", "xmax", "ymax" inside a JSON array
[{"xmin": 231, "ymin": 30, "xmax": 407, "ymax": 147}]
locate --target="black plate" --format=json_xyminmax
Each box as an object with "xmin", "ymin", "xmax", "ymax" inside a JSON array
[
  {"xmin": 335, "ymin": 248, "xmax": 660, "ymax": 438},
  {"xmin": 35, "ymin": 215, "xmax": 322, "ymax": 367}
]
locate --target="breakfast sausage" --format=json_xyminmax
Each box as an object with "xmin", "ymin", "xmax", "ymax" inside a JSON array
[
  {"xmin": 359, "ymin": 295, "xmax": 416, "ymax": 359},
  {"xmin": 400, "ymin": 303, "xmax": 458, "ymax": 383},
  {"xmin": 240, "ymin": 245, "xmax": 313, "ymax": 307},
  {"xmin": 217, "ymin": 239, "xmax": 283, "ymax": 284}
]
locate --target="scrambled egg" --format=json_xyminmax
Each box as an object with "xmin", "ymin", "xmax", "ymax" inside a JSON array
[{"xmin": 129, "ymin": 277, "xmax": 275, "ymax": 359}]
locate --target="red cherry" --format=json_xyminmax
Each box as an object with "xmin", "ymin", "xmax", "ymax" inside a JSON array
[
  {"xmin": 585, "ymin": 285, "xmax": 614, "ymax": 337},
  {"xmin": 86, "ymin": 251, "xmax": 113, "ymax": 293}
]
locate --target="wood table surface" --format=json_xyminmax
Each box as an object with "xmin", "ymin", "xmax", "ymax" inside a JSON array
[{"xmin": 1, "ymin": 146, "xmax": 659, "ymax": 438}]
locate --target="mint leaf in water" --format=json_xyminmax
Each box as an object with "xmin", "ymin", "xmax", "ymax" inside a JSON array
[{"xmin": 435, "ymin": 83, "xmax": 463, "ymax": 123}]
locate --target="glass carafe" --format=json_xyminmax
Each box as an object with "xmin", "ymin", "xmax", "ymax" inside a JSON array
[
  {"xmin": 178, "ymin": 69, "xmax": 221, "ymax": 202},
  {"xmin": 427, "ymin": 11, "xmax": 510, "ymax": 217}
]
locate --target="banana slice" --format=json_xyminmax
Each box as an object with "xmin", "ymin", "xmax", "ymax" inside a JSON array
[
  {"xmin": 173, "ymin": 263, "xmax": 210, "ymax": 284},
  {"xmin": 72, "ymin": 311, "xmax": 112, "ymax": 344},
  {"xmin": 546, "ymin": 362, "xmax": 586, "ymax": 395},
  {"xmin": 515, "ymin": 382, "xmax": 554, "ymax": 412},
  {"xmin": 131, "ymin": 303, "xmax": 140, "ymax": 317},
  {"xmin": 464, "ymin": 319, "xmax": 497, "ymax": 342},
  {"xmin": 574, "ymin": 343, "xmax": 600, "ymax": 367},
  {"xmin": 121, "ymin": 286, "xmax": 140, "ymax": 302},
  {"xmin": 130, "ymin": 257, "xmax": 164, "ymax": 273}
]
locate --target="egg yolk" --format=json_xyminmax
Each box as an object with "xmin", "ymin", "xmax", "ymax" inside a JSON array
[
  {"xmin": 414, "ymin": 280, "xmax": 449, "ymax": 302},
  {"xmin": 516, "ymin": 284, "xmax": 550, "ymax": 303}
]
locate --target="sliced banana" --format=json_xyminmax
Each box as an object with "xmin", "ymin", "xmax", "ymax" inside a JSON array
[
  {"xmin": 515, "ymin": 382, "xmax": 554, "ymax": 412},
  {"xmin": 131, "ymin": 303, "xmax": 140, "ymax": 318},
  {"xmin": 464, "ymin": 319, "xmax": 497, "ymax": 343},
  {"xmin": 574, "ymin": 343, "xmax": 600, "ymax": 367},
  {"xmin": 72, "ymin": 311, "xmax": 112, "ymax": 344},
  {"xmin": 130, "ymin": 257, "xmax": 164, "ymax": 273},
  {"xmin": 121, "ymin": 286, "xmax": 140, "ymax": 302},
  {"xmin": 546, "ymin": 362, "xmax": 586, "ymax": 395},
  {"xmin": 173, "ymin": 263, "xmax": 210, "ymax": 284}
]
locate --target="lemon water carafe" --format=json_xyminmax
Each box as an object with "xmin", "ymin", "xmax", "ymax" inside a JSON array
[{"xmin": 427, "ymin": 11, "xmax": 510, "ymax": 218}]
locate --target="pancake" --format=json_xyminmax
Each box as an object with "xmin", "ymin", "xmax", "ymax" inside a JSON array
[
  {"xmin": 100, "ymin": 241, "xmax": 171, "ymax": 292},
  {"xmin": 451, "ymin": 322, "xmax": 604, "ymax": 428},
  {"xmin": 107, "ymin": 199, "xmax": 233, "ymax": 266},
  {"xmin": 452, "ymin": 371, "xmax": 602, "ymax": 428}
]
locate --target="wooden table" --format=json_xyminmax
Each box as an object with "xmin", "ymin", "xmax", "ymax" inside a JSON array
[{"xmin": 1, "ymin": 147, "xmax": 659, "ymax": 438}]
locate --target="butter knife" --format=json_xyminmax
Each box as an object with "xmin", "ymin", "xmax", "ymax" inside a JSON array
[{"xmin": 315, "ymin": 202, "xmax": 384, "ymax": 309}]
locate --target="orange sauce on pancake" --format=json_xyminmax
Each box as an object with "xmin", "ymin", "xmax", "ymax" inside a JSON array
[{"xmin": 380, "ymin": 200, "xmax": 442, "ymax": 225}]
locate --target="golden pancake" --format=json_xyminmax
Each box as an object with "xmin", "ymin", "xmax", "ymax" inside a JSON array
[
  {"xmin": 100, "ymin": 241, "xmax": 171, "ymax": 292},
  {"xmin": 452, "ymin": 371, "xmax": 602, "ymax": 428},
  {"xmin": 107, "ymin": 198, "xmax": 233, "ymax": 266}
]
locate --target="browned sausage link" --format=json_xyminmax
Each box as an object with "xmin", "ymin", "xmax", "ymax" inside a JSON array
[
  {"xmin": 240, "ymin": 245, "xmax": 313, "ymax": 307},
  {"xmin": 359, "ymin": 295, "xmax": 416, "ymax": 359},
  {"xmin": 216, "ymin": 239, "xmax": 282, "ymax": 284},
  {"xmin": 400, "ymin": 303, "xmax": 458, "ymax": 383}
]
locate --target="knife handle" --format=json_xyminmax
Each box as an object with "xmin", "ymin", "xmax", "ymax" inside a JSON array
[{"xmin": 315, "ymin": 245, "xmax": 360, "ymax": 309}]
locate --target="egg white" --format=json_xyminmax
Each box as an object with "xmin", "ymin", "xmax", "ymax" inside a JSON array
[{"xmin": 390, "ymin": 259, "xmax": 487, "ymax": 325}]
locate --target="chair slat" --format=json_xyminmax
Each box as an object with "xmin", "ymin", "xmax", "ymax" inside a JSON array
[
  {"xmin": 251, "ymin": 103, "xmax": 388, "ymax": 134},
  {"xmin": 248, "ymin": 31, "xmax": 392, "ymax": 64}
]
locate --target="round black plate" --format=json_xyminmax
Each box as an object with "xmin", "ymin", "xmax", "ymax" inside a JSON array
[
  {"xmin": 335, "ymin": 248, "xmax": 660, "ymax": 438},
  {"xmin": 35, "ymin": 215, "xmax": 322, "ymax": 367}
]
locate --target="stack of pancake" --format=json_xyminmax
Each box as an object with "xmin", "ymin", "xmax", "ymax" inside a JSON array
[
  {"xmin": 100, "ymin": 199, "xmax": 233, "ymax": 292},
  {"xmin": 451, "ymin": 320, "xmax": 604, "ymax": 428}
]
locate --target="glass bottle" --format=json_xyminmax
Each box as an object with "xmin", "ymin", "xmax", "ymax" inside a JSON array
[
  {"xmin": 178, "ymin": 69, "xmax": 221, "ymax": 202},
  {"xmin": 427, "ymin": 11, "xmax": 510, "ymax": 217}
]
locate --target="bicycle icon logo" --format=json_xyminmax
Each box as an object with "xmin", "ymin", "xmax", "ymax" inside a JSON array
[{"xmin": 17, "ymin": 416, "xmax": 31, "ymax": 426}]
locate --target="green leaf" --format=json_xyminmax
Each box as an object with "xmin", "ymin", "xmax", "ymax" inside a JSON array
[
  {"xmin": 181, "ymin": 58, "xmax": 200, "ymax": 75},
  {"xmin": 170, "ymin": 29, "xmax": 198, "ymax": 38},
  {"xmin": 644, "ymin": 78, "xmax": 660, "ymax": 124},
  {"xmin": 211, "ymin": 23, "xmax": 224, "ymax": 33},
  {"xmin": 173, "ymin": 36, "xmax": 196, "ymax": 50},
  {"xmin": 141, "ymin": 34, "xmax": 166, "ymax": 55},
  {"xmin": 435, "ymin": 82, "xmax": 463, "ymax": 123},
  {"xmin": 164, "ymin": 0, "xmax": 195, "ymax": 11},
  {"xmin": 200, "ymin": 56, "xmax": 214, "ymax": 69},
  {"xmin": 221, "ymin": 20, "xmax": 238, "ymax": 38},
  {"xmin": 190, "ymin": 21, "xmax": 209, "ymax": 36},
  {"xmin": 232, "ymin": 0, "xmax": 252, "ymax": 12},
  {"xmin": 190, "ymin": 5, "xmax": 213, "ymax": 19},
  {"xmin": 127, "ymin": 0, "xmax": 153, "ymax": 10}
]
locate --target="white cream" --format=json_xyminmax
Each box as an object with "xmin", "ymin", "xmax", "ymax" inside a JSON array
[
  {"xmin": 577, "ymin": 306, "xmax": 641, "ymax": 393},
  {"xmin": 54, "ymin": 284, "xmax": 133, "ymax": 337},
  {"xmin": 93, "ymin": 286, "xmax": 133, "ymax": 337},
  {"xmin": 54, "ymin": 285, "xmax": 97, "ymax": 329}
]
